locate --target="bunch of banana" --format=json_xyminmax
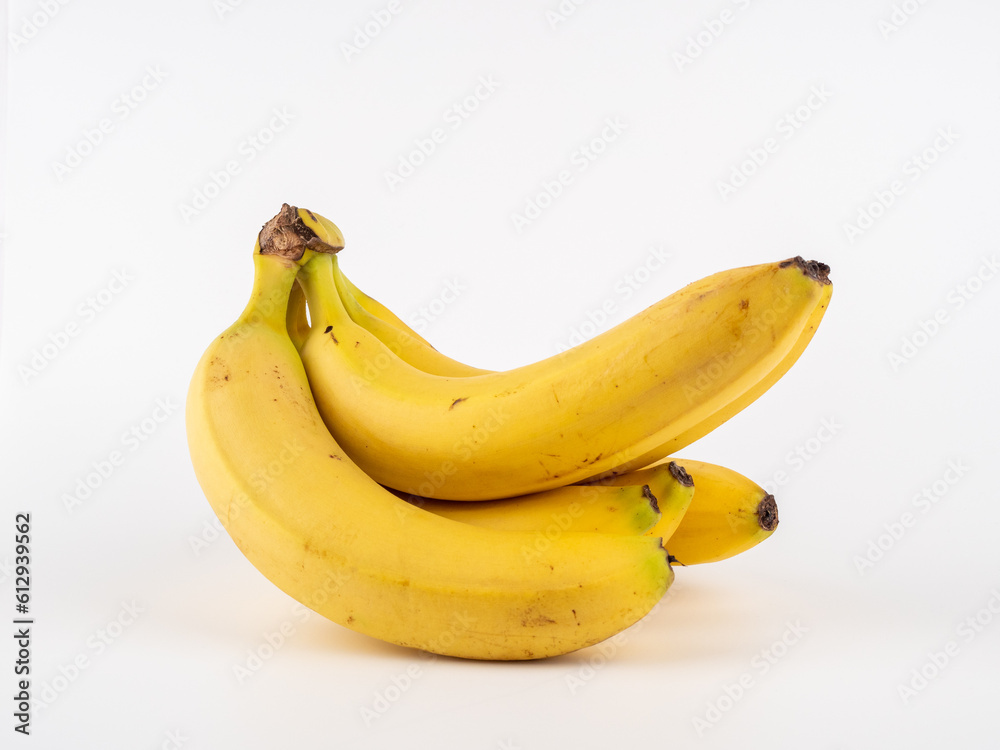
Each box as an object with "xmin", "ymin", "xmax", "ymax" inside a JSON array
[{"xmin": 186, "ymin": 204, "xmax": 831, "ymax": 660}]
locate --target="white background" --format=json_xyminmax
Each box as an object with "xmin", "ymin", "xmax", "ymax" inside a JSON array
[{"xmin": 2, "ymin": 0, "xmax": 1000, "ymax": 747}]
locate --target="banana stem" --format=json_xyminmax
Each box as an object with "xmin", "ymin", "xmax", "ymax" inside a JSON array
[
  {"xmin": 248, "ymin": 203, "xmax": 344, "ymax": 332},
  {"xmin": 237, "ymin": 254, "xmax": 300, "ymax": 331},
  {"xmin": 299, "ymin": 253, "xmax": 353, "ymax": 330}
]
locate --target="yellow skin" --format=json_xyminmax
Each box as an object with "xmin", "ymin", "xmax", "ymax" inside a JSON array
[
  {"xmin": 409, "ymin": 483, "xmax": 662, "ymax": 535},
  {"xmin": 289, "ymin": 253, "xmax": 699, "ymax": 539},
  {"xmin": 292, "ymin": 216, "xmax": 817, "ymax": 563},
  {"xmin": 412, "ymin": 461, "xmax": 694, "ymax": 538},
  {"xmin": 595, "ymin": 458, "xmax": 778, "ymax": 565},
  {"xmin": 296, "ymin": 208, "xmax": 831, "ymax": 501},
  {"xmin": 186, "ymin": 211, "xmax": 671, "ymax": 660},
  {"xmin": 324, "ymin": 248, "xmax": 832, "ymax": 473},
  {"xmin": 333, "ymin": 266, "xmax": 490, "ymax": 377}
]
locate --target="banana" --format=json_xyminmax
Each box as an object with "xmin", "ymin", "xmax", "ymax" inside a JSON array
[
  {"xmin": 186, "ymin": 204, "xmax": 672, "ymax": 660},
  {"xmin": 405, "ymin": 483, "xmax": 662, "ymax": 535},
  {"xmin": 333, "ymin": 263, "xmax": 490, "ymax": 376},
  {"xmin": 409, "ymin": 460, "xmax": 694, "ymax": 538},
  {"xmin": 595, "ymin": 458, "xmax": 777, "ymax": 565},
  {"xmin": 330, "ymin": 260, "xmax": 832, "ymax": 472},
  {"xmin": 602, "ymin": 281, "xmax": 832, "ymax": 473},
  {"xmin": 295, "ymin": 208, "xmax": 832, "ymax": 500}
]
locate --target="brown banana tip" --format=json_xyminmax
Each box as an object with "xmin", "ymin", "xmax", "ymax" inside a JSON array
[
  {"xmin": 258, "ymin": 203, "xmax": 343, "ymax": 261},
  {"xmin": 756, "ymin": 494, "xmax": 779, "ymax": 532},
  {"xmin": 668, "ymin": 461, "xmax": 694, "ymax": 487},
  {"xmin": 641, "ymin": 485, "xmax": 660, "ymax": 514},
  {"xmin": 779, "ymin": 256, "xmax": 831, "ymax": 285}
]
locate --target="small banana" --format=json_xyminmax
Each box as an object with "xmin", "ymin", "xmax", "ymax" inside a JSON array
[
  {"xmin": 405, "ymin": 483, "xmax": 663, "ymax": 535},
  {"xmin": 622, "ymin": 458, "xmax": 777, "ymax": 565},
  {"xmin": 295, "ymin": 206, "xmax": 832, "ymax": 500},
  {"xmin": 410, "ymin": 461, "xmax": 694, "ymax": 538},
  {"xmin": 186, "ymin": 205, "xmax": 672, "ymax": 660}
]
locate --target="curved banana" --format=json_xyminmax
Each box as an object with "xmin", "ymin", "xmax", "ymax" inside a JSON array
[
  {"xmin": 298, "ymin": 207, "xmax": 479, "ymax": 373},
  {"xmin": 410, "ymin": 460, "xmax": 694, "ymax": 538},
  {"xmin": 406, "ymin": 483, "xmax": 662, "ymax": 535},
  {"xmin": 596, "ymin": 458, "xmax": 777, "ymax": 565},
  {"xmin": 295, "ymin": 208, "xmax": 831, "ymax": 500},
  {"xmin": 186, "ymin": 205, "xmax": 672, "ymax": 660},
  {"xmin": 333, "ymin": 263, "xmax": 490, "ymax": 377},
  {"xmin": 331, "ymin": 261, "xmax": 832, "ymax": 471},
  {"xmin": 603, "ymin": 283, "xmax": 832, "ymax": 472}
]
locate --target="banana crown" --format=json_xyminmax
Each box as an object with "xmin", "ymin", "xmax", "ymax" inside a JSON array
[{"xmin": 257, "ymin": 203, "xmax": 344, "ymax": 262}]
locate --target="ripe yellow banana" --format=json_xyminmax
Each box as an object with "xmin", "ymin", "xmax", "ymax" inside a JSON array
[
  {"xmin": 595, "ymin": 458, "xmax": 777, "ymax": 565},
  {"xmin": 295, "ymin": 209, "xmax": 831, "ymax": 500},
  {"xmin": 333, "ymin": 263, "xmax": 490, "ymax": 377},
  {"xmin": 409, "ymin": 461, "xmax": 694, "ymax": 539},
  {"xmin": 186, "ymin": 205, "xmax": 672, "ymax": 660},
  {"xmin": 330, "ymin": 259, "xmax": 832, "ymax": 473},
  {"xmin": 405, "ymin": 483, "xmax": 662, "ymax": 535}
]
